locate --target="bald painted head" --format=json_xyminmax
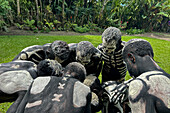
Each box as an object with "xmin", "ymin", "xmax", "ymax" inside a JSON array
[
  {"xmin": 64, "ymin": 62, "xmax": 86, "ymax": 82},
  {"xmin": 123, "ymin": 39, "xmax": 154, "ymax": 58},
  {"xmin": 122, "ymin": 39, "xmax": 154, "ymax": 78},
  {"xmin": 102, "ymin": 27, "xmax": 122, "ymax": 54}
]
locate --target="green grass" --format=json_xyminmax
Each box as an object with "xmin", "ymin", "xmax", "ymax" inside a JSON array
[{"xmin": 0, "ymin": 35, "xmax": 170, "ymax": 113}]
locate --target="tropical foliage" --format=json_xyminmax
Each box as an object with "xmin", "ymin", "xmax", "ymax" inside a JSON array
[{"xmin": 0, "ymin": 0, "xmax": 169, "ymax": 33}]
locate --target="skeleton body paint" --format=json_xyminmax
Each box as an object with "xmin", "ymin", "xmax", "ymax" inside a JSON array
[
  {"xmin": 97, "ymin": 27, "xmax": 128, "ymax": 113},
  {"xmin": 97, "ymin": 27, "xmax": 127, "ymax": 82}
]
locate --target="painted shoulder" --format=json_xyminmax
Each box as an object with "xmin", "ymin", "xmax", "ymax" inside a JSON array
[
  {"xmin": 73, "ymin": 81, "xmax": 91, "ymax": 107},
  {"xmin": 30, "ymin": 76, "xmax": 51, "ymax": 95},
  {"xmin": 129, "ymin": 79, "xmax": 144, "ymax": 100},
  {"xmin": 0, "ymin": 70, "xmax": 33, "ymax": 94}
]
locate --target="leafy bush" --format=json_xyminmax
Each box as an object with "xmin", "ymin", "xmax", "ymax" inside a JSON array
[
  {"xmin": 33, "ymin": 27, "xmax": 38, "ymax": 33},
  {"xmin": 0, "ymin": 0, "xmax": 11, "ymax": 16},
  {"xmin": 84, "ymin": 22, "xmax": 103, "ymax": 33},
  {"xmin": 0, "ymin": 20, "xmax": 5, "ymax": 31},
  {"xmin": 73, "ymin": 26, "xmax": 90, "ymax": 33},
  {"xmin": 15, "ymin": 23, "xmax": 24, "ymax": 30},
  {"xmin": 53, "ymin": 20, "xmax": 61, "ymax": 30},
  {"xmin": 37, "ymin": 21, "xmax": 44, "ymax": 30},
  {"xmin": 64, "ymin": 21, "xmax": 73, "ymax": 31},
  {"xmin": 0, "ymin": 0, "xmax": 11, "ymax": 31},
  {"xmin": 44, "ymin": 19, "xmax": 54, "ymax": 30},
  {"xmin": 23, "ymin": 19, "xmax": 35, "ymax": 30},
  {"xmin": 40, "ymin": 26, "xmax": 50, "ymax": 33},
  {"xmin": 126, "ymin": 28, "xmax": 145, "ymax": 35}
]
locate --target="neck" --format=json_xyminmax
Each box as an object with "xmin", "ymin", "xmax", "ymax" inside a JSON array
[
  {"xmin": 137, "ymin": 55, "xmax": 162, "ymax": 74},
  {"xmin": 55, "ymin": 56, "xmax": 64, "ymax": 63}
]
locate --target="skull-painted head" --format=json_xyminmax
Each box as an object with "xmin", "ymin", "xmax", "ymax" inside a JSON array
[
  {"xmin": 76, "ymin": 41, "xmax": 95, "ymax": 65},
  {"xmin": 102, "ymin": 27, "xmax": 121, "ymax": 54},
  {"xmin": 51, "ymin": 40, "xmax": 70, "ymax": 63}
]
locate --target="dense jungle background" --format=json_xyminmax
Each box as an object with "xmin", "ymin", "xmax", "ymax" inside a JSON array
[{"xmin": 0, "ymin": 0, "xmax": 169, "ymax": 34}]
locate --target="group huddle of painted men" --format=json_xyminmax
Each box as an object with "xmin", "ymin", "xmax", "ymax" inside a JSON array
[{"xmin": 0, "ymin": 27, "xmax": 169, "ymax": 113}]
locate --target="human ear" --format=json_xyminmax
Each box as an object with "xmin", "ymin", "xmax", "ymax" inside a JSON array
[{"xmin": 128, "ymin": 53, "xmax": 135, "ymax": 63}]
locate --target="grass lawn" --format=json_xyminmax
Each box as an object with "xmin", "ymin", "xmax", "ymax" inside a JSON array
[{"xmin": 0, "ymin": 35, "xmax": 170, "ymax": 113}]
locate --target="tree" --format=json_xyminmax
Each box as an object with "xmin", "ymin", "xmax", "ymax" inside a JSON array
[
  {"xmin": 62, "ymin": 0, "xmax": 65, "ymax": 29},
  {"xmin": 17, "ymin": 0, "xmax": 20, "ymax": 16},
  {"xmin": 35, "ymin": 0, "xmax": 40, "ymax": 23}
]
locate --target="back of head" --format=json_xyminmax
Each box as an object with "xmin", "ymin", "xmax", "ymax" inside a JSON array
[
  {"xmin": 37, "ymin": 59, "xmax": 63, "ymax": 77},
  {"xmin": 64, "ymin": 62, "xmax": 86, "ymax": 82},
  {"xmin": 123, "ymin": 39, "xmax": 154, "ymax": 59}
]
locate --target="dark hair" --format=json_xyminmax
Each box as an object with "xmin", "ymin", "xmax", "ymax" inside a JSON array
[
  {"xmin": 123, "ymin": 39, "xmax": 154, "ymax": 58},
  {"xmin": 64, "ymin": 62, "xmax": 86, "ymax": 82},
  {"xmin": 37, "ymin": 59, "xmax": 63, "ymax": 77}
]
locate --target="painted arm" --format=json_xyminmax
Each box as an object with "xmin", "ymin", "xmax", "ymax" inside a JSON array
[
  {"xmin": 128, "ymin": 79, "xmax": 146, "ymax": 113},
  {"xmin": 102, "ymin": 78, "xmax": 133, "ymax": 104},
  {"xmin": 15, "ymin": 82, "xmax": 33, "ymax": 113},
  {"xmin": 84, "ymin": 92, "xmax": 92, "ymax": 113},
  {"xmin": 13, "ymin": 45, "xmax": 46, "ymax": 64}
]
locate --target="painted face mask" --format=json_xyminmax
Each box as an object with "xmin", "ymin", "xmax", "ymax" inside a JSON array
[
  {"xmin": 102, "ymin": 38, "xmax": 116, "ymax": 54},
  {"xmin": 51, "ymin": 41, "xmax": 70, "ymax": 63},
  {"xmin": 76, "ymin": 41, "xmax": 95, "ymax": 65},
  {"xmin": 101, "ymin": 27, "xmax": 121, "ymax": 55},
  {"xmin": 76, "ymin": 51, "xmax": 92, "ymax": 65}
]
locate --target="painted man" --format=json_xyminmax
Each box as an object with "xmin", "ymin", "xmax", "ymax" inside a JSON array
[
  {"xmin": 13, "ymin": 62, "xmax": 91, "ymax": 113},
  {"xmin": 75, "ymin": 41, "xmax": 103, "ymax": 112},
  {"xmin": 0, "ymin": 59, "xmax": 63, "ymax": 113},
  {"xmin": 122, "ymin": 39, "xmax": 170, "ymax": 113},
  {"xmin": 76, "ymin": 41, "xmax": 102, "ymax": 77},
  {"xmin": 13, "ymin": 40, "xmax": 76, "ymax": 67},
  {"xmin": 97, "ymin": 27, "xmax": 127, "ymax": 82},
  {"xmin": 0, "ymin": 60, "xmax": 37, "ymax": 113},
  {"xmin": 97, "ymin": 27, "xmax": 127, "ymax": 113}
]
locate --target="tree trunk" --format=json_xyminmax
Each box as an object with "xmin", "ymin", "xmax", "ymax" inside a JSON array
[
  {"xmin": 39, "ymin": 0, "xmax": 43, "ymax": 22},
  {"xmin": 74, "ymin": 3, "xmax": 79, "ymax": 23},
  {"xmin": 62, "ymin": 0, "xmax": 65, "ymax": 30},
  {"xmin": 84, "ymin": 0, "xmax": 87, "ymax": 8},
  {"xmin": 8, "ymin": 9, "xmax": 14, "ymax": 25},
  {"xmin": 81, "ymin": 15, "xmax": 85, "ymax": 26},
  {"xmin": 98, "ymin": 0, "xmax": 108, "ymax": 24},
  {"xmin": 35, "ymin": 0, "xmax": 40, "ymax": 24},
  {"xmin": 17, "ymin": 0, "xmax": 20, "ymax": 16}
]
